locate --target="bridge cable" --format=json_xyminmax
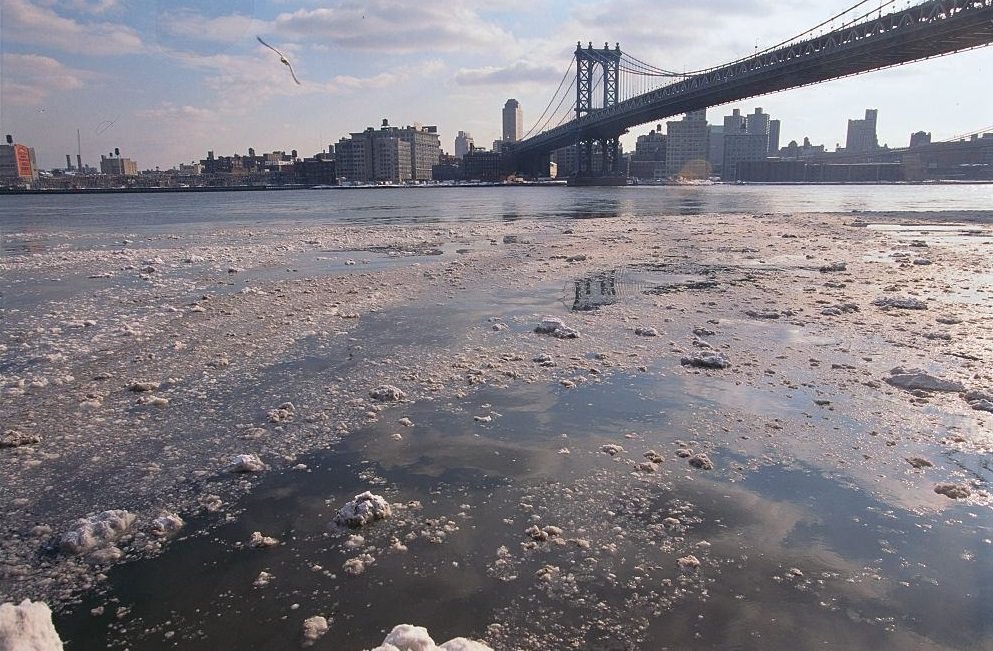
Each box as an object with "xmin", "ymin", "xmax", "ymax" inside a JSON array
[{"xmin": 520, "ymin": 54, "xmax": 577, "ymax": 141}]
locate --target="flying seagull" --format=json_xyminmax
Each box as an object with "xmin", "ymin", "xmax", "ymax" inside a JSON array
[{"xmin": 256, "ymin": 35, "xmax": 301, "ymax": 85}]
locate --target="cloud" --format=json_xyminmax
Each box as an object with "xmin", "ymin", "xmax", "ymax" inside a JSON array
[
  {"xmin": 2, "ymin": 0, "xmax": 142, "ymax": 55},
  {"xmin": 274, "ymin": 0, "xmax": 514, "ymax": 54},
  {"xmin": 135, "ymin": 103, "xmax": 218, "ymax": 122},
  {"xmin": 455, "ymin": 61, "xmax": 565, "ymax": 86},
  {"xmin": 0, "ymin": 54, "xmax": 95, "ymax": 106},
  {"xmin": 152, "ymin": 7, "xmax": 269, "ymax": 55}
]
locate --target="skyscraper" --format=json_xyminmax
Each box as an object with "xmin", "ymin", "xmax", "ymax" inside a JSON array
[
  {"xmin": 846, "ymin": 109, "xmax": 879, "ymax": 154},
  {"xmin": 502, "ymin": 99, "xmax": 523, "ymax": 143},
  {"xmin": 454, "ymin": 131, "xmax": 474, "ymax": 159}
]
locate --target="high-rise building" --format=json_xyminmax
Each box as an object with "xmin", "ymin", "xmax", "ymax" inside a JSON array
[
  {"xmin": 707, "ymin": 125, "xmax": 725, "ymax": 175},
  {"xmin": 745, "ymin": 107, "xmax": 770, "ymax": 137},
  {"xmin": 665, "ymin": 110, "xmax": 709, "ymax": 179},
  {"xmin": 502, "ymin": 99, "xmax": 523, "ymax": 143},
  {"xmin": 846, "ymin": 109, "xmax": 879, "ymax": 154},
  {"xmin": 454, "ymin": 131, "xmax": 474, "ymax": 159},
  {"xmin": 768, "ymin": 120, "xmax": 781, "ymax": 155}
]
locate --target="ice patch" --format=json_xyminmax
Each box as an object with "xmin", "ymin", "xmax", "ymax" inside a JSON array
[
  {"xmin": 150, "ymin": 513, "xmax": 184, "ymax": 538},
  {"xmin": 334, "ymin": 492, "xmax": 392, "ymax": 528},
  {"xmin": 534, "ymin": 317, "xmax": 580, "ymax": 339},
  {"xmin": 227, "ymin": 454, "xmax": 266, "ymax": 473},
  {"xmin": 884, "ymin": 367, "xmax": 964, "ymax": 393},
  {"xmin": 873, "ymin": 296, "xmax": 928, "ymax": 310},
  {"xmin": 1, "ymin": 429, "xmax": 41, "ymax": 449},
  {"xmin": 680, "ymin": 351, "xmax": 730, "ymax": 369},
  {"xmin": 301, "ymin": 615, "xmax": 329, "ymax": 648},
  {"xmin": 0, "ymin": 600, "xmax": 63, "ymax": 651},
  {"xmin": 370, "ymin": 385, "xmax": 407, "ymax": 402},
  {"xmin": 363, "ymin": 624, "xmax": 492, "ymax": 651},
  {"xmin": 59, "ymin": 510, "xmax": 136, "ymax": 555}
]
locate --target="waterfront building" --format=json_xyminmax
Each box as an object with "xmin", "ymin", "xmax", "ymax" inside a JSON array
[
  {"xmin": 502, "ymin": 99, "xmax": 523, "ymax": 143},
  {"xmin": 463, "ymin": 149, "xmax": 504, "ymax": 182},
  {"xmin": 294, "ymin": 154, "xmax": 336, "ymax": 186},
  {"xmin": 454, "ymin": 131, "xmax": 474, "ymax": 159},
  {"xmin": 846, "ymin": 109, "xmax": 879, "ymax": 154},
  {"xmin": 909, "ymin": 131, "xmax": 932, "ymax": 148},
  {"xmin": 630, "ymin": 125, "xmax": 667, "ymax": 180},
  {"xmin": 665, "ymin": 109, "xmax": 709, "ymax": 179},
  {"xmin": 335, "ymin": 119, "xmax": 435, "ymax": 182},
  {"xmin": 0, "ymin": 135, "xmax": 38, "ymax": 183},
  {"xmin": 99, "ymin": 149, "xmax": 139, "ymax": 176},
  {"xmin": 551, "ymin": 145, "xmax": 577, "ymax": 177},
  {"xmin": 707, "ymin": 125, "xmax": 725, "ymax": 176},
  {"xmin": 397, "ymin": 123, "xmax": 441, "ymax": 181}
]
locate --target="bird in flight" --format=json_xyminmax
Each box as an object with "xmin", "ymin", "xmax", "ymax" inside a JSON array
[{"xmin": 256, "ymin": 35, "xmax": 301, "ymax": 85}]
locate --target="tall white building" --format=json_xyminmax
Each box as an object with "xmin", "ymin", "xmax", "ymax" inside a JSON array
[
  {"xmin": 502, "ymin": 99, "xmax": 523, "ymax": 143},
  {"xmin": 454, "ymin": 131, "xmax": 474, "ymax": 159}
]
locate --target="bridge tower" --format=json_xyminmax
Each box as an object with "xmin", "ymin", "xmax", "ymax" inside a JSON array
[{"xmin": 574, "ymin": 42, "xmax": 623, "ymax": 181}]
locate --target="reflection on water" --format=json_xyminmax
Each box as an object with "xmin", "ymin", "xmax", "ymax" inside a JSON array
[{"xmin": 54, "ymin": 373, "xmax": 993, "ymax": 650}]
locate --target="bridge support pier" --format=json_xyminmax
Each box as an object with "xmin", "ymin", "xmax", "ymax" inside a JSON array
[{"xmin": 572, "ymin": 42, "xmax": 627, "ymax": 185}]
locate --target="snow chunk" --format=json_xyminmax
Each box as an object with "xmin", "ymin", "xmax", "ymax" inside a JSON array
[
  {"xmin": 1, "ymin": 429, "xmax": 41, "ymax": 449},
  {"xmin": 634, "ymin": 326, "xmax": 659, "ymax": 337},
  {"xmin": 600, "ymin": 444, "xmax": 624, "ymax": 457},
  {"xmin": 248, "ymin": 532, "xmax": 279, "ymax": 548},
  {"xmin": 680, "ymin": 351, "xmax": 730, "ymax": 369},
  {"xmin": 301, "ymin": 615, "xmax": 329, "ymax": 648},
  {"xmin": 884, "ymin": 367, "xmax": 964, "ymax": 393},
  {"xmin": 873, "ymin": 296, "xmax": 927, "ymax": 310},
  {"xmin": 127, "ymin": 381, "xmax": 160, "ymax": 393},
  {"xmin": 370, "ymin": 385, "xmax": 407, "ymax": 402},
  {"xmin": 0, "ymin": 600, "xmax": 64, "ymax": 651},
  {"xmin": 363, "ymin": 624, "xmax": 492, "ymax": 651},
  {"xmin": 59, "ymin": 510, "xmax": 136, "ymax": 555},
  {"xmin": 934, "ymin": 483, "xmax": 972, "ymax": 500},
  {"xmin": 818, "ymin": 261, "xmax": 847, "ymax": 272},
  {"xmin": 150, "ymin": 514, "xmax": 184, "ymax": 538},
  {"xmin": 534, "ymin": 317, "xmax": 580, "ymax": 339},
  {"xmin": 688, "ymin": 453, "xmax": 714, "ymax": 470},
  {"xmin": 227, "ymin": 454, "xmax": 266, "ymax": 473},
  {"xmin": 334, "ymin": 492, "xmax": 392, "ymax": 528},
  {"xmin": 677, "ymin": 555, "xmax": 701, "ymax": 572}
]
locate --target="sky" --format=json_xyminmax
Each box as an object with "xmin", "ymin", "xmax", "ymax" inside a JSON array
[{"xmin": 0, "ymin": 0, "xmax": 991, "ymax": 170}]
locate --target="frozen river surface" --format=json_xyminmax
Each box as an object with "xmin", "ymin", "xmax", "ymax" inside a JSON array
[{"xmin": 1, "ymin": 187, "xmax": 992, "ymax": 650}]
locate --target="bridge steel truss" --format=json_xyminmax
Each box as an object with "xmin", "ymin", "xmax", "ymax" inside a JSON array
[
  {"xmin": 508, "ymin": 0, "xmax": 993, "ymax": 175},
  {"xmin": 574, "ymin": 43, "xmax": 624, "ymax": 178}
]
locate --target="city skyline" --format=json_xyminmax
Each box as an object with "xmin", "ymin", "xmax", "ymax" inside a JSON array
[{"xmin": 1, "ymin": 0, "xmax": 991, "ymax": 170}]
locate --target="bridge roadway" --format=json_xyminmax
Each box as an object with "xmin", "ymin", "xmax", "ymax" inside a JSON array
[{"xmin": 509, "ymin": 0, "xmax": 993, "ymax": 168}]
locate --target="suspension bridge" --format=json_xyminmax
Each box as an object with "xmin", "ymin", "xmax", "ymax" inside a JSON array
[{"xmin": 505, "ymin": 0, "xmax": 993, "ymax": 182}]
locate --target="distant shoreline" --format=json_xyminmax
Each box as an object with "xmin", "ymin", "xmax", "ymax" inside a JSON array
[
  {"xmin": 0, "ymin": 183, "xmax": 554, "ymax": 195},
  {"xmin": 0, "ymin": 179, "xmax": 990, "ymax": 195}
]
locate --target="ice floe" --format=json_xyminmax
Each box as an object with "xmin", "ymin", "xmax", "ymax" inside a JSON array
[
  {"xmin": 334, "ymin": 491, "xmax": 392, "ymax": 528},
  {"xmin": 0, "ymin": 600, "xmax": 63, "ymax": 651},
  {"xmin": 58, "ymin": 510, "xmax": 136, "ymax": 555}
]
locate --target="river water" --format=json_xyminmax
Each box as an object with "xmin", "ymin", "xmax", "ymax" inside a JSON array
[
  {"xmin": 1, "ymin": 184, "xmax": 992, "ymax": 234},
  {"xmin": 2, "ymin": 185, "xmax": 992, "ymax": 651}
]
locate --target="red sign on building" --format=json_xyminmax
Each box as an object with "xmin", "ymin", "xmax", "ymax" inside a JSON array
[{"xmin": 13, "ymin": 144, "xmax": 33, "ymax": 178}]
